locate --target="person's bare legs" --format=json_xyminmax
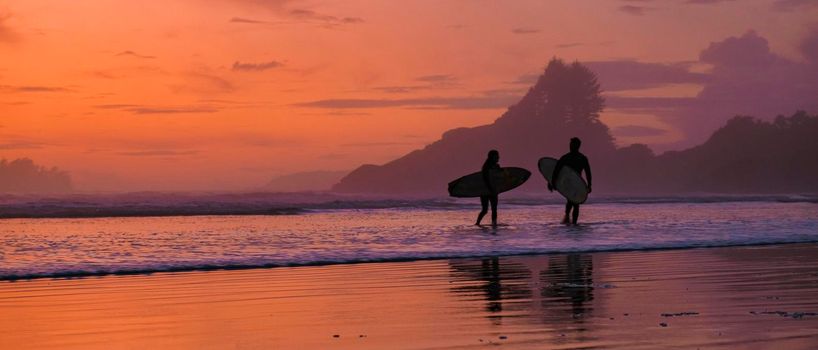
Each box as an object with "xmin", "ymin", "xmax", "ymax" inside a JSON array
[
  {"xmin": 476, "ymin": 196, "xmax": 489, "ymax": 225},
  {"xmin": 489, "ymin": 194, "xmax": 498, "ymax": 227},
  {"xmin": 563, "ymin": 202, "xmax": 572, "ymax": 224}
]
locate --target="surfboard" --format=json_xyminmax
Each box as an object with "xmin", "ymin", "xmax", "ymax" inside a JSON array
[
  {"xmin": 447, "ymin": 167, "xmax": 531, "ymax": 198},
  {"xmin": 538, "ymin": 157, "xmax": 588, "ymax": 204}
]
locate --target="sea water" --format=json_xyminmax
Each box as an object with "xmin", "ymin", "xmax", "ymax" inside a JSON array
[{"xmin": 1, "ymin": 199, "xmax": 817, "ymax": 280}]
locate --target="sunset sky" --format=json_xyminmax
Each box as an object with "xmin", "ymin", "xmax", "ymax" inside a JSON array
[{"xmin": 2, "ymin": 0, "xmax": 817, "ymax": 191}]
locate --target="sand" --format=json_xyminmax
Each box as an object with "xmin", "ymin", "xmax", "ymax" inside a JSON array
[{"xmin": 2, "ymin": 243, "xmax": 818, "ymax": 349}]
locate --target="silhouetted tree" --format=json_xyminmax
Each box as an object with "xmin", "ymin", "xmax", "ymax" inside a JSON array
[
  {"xmin": 334, "ymin": 56, "xmax": 817, "ymax": 195},
  {"xmin": 647, "ymin": 111, "xmax": 818, "ymax": 193},
  {"xmin": 0, "ymin": 158, "xmax": 72, "ymax": 193},
  {"xmin": 335, "ymin": 58, "xmax": 617, "ymax": 194}
]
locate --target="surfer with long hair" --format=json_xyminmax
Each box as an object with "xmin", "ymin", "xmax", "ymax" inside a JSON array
[
  {"xmin": 550, "ymin": 137, "xmax": 592, "ymax": 224},
  {"xmin": 476, "ymin": 149, "xmax": 500, "ymax": 227}
]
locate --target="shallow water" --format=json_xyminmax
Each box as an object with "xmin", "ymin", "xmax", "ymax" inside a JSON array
[
  {"xmin": 1, "ymin": 201, "xmax": 817, "ymax": 279},
  {"xmin": 2, "ymin": 245, "xmax": 817, "ymax": 349}
]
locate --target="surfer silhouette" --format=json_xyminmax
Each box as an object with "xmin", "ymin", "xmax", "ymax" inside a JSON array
[
  {"xmin": 476, "ymin": 150, "xmax": 500, "ymax": 227},
  {"xmin": 550, "ymin": 138, "xmax": 592, "ymax": 224}
]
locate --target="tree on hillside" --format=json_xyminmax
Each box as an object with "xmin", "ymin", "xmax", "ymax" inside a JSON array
[
  {"xmin": 334, "ymin": 56, "xmax": 818, "ymax": 194},
  {"xmin": 506, "ymin": 59, "xmax": 615, "ymax": 153},
  {"xmin": 650, "ymin": 111, "xmax": 818, "ymax": 193},
  {"xmin": 0, "ymin": 158, "xmax": 72, "ymax": 193},
  {"xmin": 506, "ymin": 60, "xmax": 606, "ymax": 122},
  {"xmin": 334, "ymin": 58, "xmax": 618, "ymax": 194}
]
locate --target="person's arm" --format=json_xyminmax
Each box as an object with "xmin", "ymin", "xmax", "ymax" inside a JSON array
[
  {"xmin": 550, "ymin": 158, "xmax": 564, "ymax": 192},
  {"xmin": 584, "ymin": 158, "xmax": 592, "ymax": 193}
]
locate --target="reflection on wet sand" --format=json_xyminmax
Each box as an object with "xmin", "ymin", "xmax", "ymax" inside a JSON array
[
  {"xmin": 447, "ymin": 245, "xmax": 818, "ymax": 349},
  {"xmin": 449, "ymin": 253, "xmax": 597, "ymax": 340},
  {"xmin": 540, "ymin": 254, "xmax": 596, "ymax": 345},
  {"xmin": 541, "ymin": 254, "xmax": 594, "ymax": 319},
  {"xmin": 449, "ymin": 257, "xmax": 532, "ymax": 324},
  {"xmin": 3, "ymin": 245, "xmax": 818, "ymax": 349}
]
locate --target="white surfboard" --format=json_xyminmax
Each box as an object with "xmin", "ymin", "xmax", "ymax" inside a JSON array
[{"xmin": 538, "ymin": 157, "xmax": 588, "ymax": 204}]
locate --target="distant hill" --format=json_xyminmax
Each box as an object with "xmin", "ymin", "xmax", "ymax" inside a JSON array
[
  {"xmin": 0, "ymin": 158, "xmax": 72, "ymax": 193},
  {"xmin": 265, "ymin": 170, "xmax": 349, "ymax": 192},
  {"xmin": 334, "ymin": 59, "xmax": 818, "ymax": 195},
  {"xmin": 334, "ymin": 59, "xmax": 616, "ymax": 194},
  {"xmin": 647, "ymin": 112, "xmax": 818, "ymax": 193}
]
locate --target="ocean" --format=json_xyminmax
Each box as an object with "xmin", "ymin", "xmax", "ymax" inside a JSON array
[{"xmin": 2, "ymin": 196, "xmax": 817, "ymax": 281}]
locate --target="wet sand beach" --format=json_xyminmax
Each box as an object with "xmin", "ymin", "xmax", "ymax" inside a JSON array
[{"xmin": 2, "ymin": 243, "xmax": 818, "ymax": 349}]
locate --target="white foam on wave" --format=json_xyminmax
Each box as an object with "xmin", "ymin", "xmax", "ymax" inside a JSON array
[{"xmin": 2, "ymin": 201, "xmax": 817, "ymax": 280}]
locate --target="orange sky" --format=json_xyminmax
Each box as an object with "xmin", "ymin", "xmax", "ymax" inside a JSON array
[{"xmin": 1, "ymin": 0, "xmax": 817, "ymax": 191}]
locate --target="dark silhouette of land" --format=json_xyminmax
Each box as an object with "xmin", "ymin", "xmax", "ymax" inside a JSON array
[
  {"xmin": 333, "ymin": 59, "xmax": 818, "ymax": 195},
  {"xmin": 0, "ymin": 158, "xmax": 71, "ymax": 193}
]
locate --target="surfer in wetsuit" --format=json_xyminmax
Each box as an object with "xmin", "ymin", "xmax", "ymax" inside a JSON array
[
  {"xmin": 550, "ymin": 137, "xmax": 592, "ymax": 225},
  {"xmin": 476, "ymin": 150, "xmax": 500, "ymax": 227}
]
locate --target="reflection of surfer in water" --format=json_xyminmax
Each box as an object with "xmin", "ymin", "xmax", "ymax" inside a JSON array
[
  {"xmin": 550, "ymin": 138, "xmax": 592, "ymax": 225},
  {"xmin": 476, "ymin": 150, "xmax": 500, "ymax": 227}
]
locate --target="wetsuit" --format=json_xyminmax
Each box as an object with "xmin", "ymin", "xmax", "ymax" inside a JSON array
[
  {"xmin": 552, "ymin": 151, "xmax": 592, "ymax": 224},
  {"xmin": 477, "ymin": 161, "xmax": 500, "ymax": 226}
]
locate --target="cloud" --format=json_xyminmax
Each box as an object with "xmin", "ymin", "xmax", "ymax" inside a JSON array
[
  {"xmin": 229, "ymin": 17, "xmax": 269, "ymax": 24},
  {"xmin": 95, "ymin": 104, "xmax": 218, "ymax": 115},
  {"xmin": 325, "ymin": 111, "xmax": 370, "ymax": 116},
  {"xmin": 229, "ymin": 1, "xmax": 363, "ymax": 27},
  {"xmin": 127, "ymin": 107, "xmax": 218, "ymax": 114},
  {"xmin": 0, "ymin": 141, "xmax": 45, "ymax": 150},
  {"xmin": 341, "ymin": 142, "xmax": 416, "ymax": 147},
  {"xmin": 0, "ymin": 10, "xmax": 20, "ymax": 43},
  {"xmin": 585, "ymin": 60, "xmax": 708, "ymax": 91},
  {"xmin": 171, "ymin": 72, "xmax": 235, "ymax": 94},
  {"xmin": 373, "ymin": 86, "xmax": 421, "ymax": 94},
  {"xmin": 613, "ymin": 125, "xmax": 669, "ymax": 137},
  {"xmin": 685, "ymin": 0, "xmax": 736, "ymax": 4},
  {"xmin": 232, "ymin": 60, "xmax": 283, "ymax": 71},
  {"xmin": 416, "ymin": 74, "xmax": 456, "ymax": 83},
  {"xmin": 608, "ymin": 30, "xmax": 818, "ymax": 149},
  {"xmin": 115, "ymin": 50, "xmax": 156, "ymax": 59},
  {"xmin": 0, "ymin": 85, "xmax": 71, "ymax": 93},
  {"xmin": 511, "ymin": 60, "xmax": 707, "ymax": 91},
  {"xmin": 116, "ymin": 150, "xmax": 199, "ymax": 157},
  {"xmin": 319, "ymin": 153, "xmax": 347, "ymax": 160},
  {"xmin": 508, "ymin": 73, "xmax": 539, "ymax": 85},
  {"xmin": 606, "ymin": 96, "xmax": 697, "ymax": 109},
  {"xmin": 619, "ymin": 5, "xmax": 652, "ymax": 15},
  {"xmin": 772, "ymin": 0, "xmax": 818, "ymax": 11},
  {"xmin": 287, "ymin": 8, "xmax": 364, "ymax": 25},
  {"xmin": 95, "ymin": 104, "xmax": 139, "ymax": 109},
  {"xmin": 511, "ymin": 27, "xmax": 539, "ymax": 34},
  {"xmin": 373, "ymin": 74, "xmax": 458, "ymax": 94},
  {"xmin": 699, "ymin": 30, "xmax": 775, "ymax": 66},
  {"xmin": 233, "ymin": 134, "xmax": 296, "ymax": 148},
  {"xmin": 801, "ymin": 29, "xmax": 818, "ymax": 63},
  {"xmin": 556, "ymin": 42, "xmax": 584, "ymax": 48},
  {"xmin": 295, "ymin": 94, "xmax": 519, "ymax": 110}
]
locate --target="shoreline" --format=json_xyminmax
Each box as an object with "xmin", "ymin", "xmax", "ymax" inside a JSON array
[
  {"xmin": 5, "ymin": 240, "xmax": 818, "ymax": 282},
  {"xmin": 1, "ymin": 193, "xmax": 816, "ymax": 219},
  {"xmin": 3, "ymin": 243, "xmax": 818, "ymax": 349}
]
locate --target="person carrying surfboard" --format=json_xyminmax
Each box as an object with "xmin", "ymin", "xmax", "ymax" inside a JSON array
[
  {"xmin": 476, "ymin": 150, "xmax": 500, "ymax": 227},
  {"xmin": 549, "ymin": 138, "xmax": 592, "ymax": 225}
]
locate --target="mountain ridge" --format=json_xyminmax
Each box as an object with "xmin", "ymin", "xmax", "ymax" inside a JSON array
[{"xmin": 333, "ymin": 59, "xmax": 818, "ymax": 195}]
